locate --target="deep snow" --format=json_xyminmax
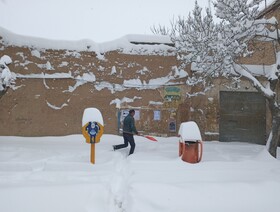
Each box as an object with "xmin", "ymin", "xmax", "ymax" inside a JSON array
[{"xmin": 0, "ymin": 134, "xmax": 279, "ymax": 212}]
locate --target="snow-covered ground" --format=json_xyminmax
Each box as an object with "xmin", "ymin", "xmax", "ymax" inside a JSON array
[{"xmin": 0, "ymin": 134, "xmax": 279, "ymax": 212}]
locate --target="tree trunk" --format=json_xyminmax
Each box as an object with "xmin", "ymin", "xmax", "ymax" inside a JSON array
[
  {"xmin": 267, "ymin": 100, "xmax": 280, "ymax": 158},
  {"xmin": 0, "ymin": 89, "xmax": 7, "ymax": 100}
]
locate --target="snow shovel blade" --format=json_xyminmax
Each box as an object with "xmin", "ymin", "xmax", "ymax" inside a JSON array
[{"xmin": 143, "ymin": 135, "xmax": 157, "ymax": 142}]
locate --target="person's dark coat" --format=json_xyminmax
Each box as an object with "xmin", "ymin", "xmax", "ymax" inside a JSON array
[{"xmin": 123, "ymin": 114, "xmax": 138, "ymax": 134}]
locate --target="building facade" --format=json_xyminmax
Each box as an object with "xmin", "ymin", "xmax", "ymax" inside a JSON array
[{"xmin": 0, "ymin": 1, "xmax": 280, "ymax": 143}]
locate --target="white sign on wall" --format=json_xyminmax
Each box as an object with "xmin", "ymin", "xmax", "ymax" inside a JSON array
[
  {"xmin": 134, "ymin": 110, "xmax": 140, "ymax": 120},
  {"xmin": 120, "ymin": 109, "xmax": 140, "ymax": 121},
  {"xmin": 120, "ymin": 110, "xmax": 129, "ymax": 122},
  {"xmin": 154, "ymin": 110, "xmax": 161, "ymax": 121}
]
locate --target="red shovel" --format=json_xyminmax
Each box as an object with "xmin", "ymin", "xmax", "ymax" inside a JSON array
[
  {"xmin": 122, "ymin": 131, "xmax": 157, "ymax": 142},
  {"xmin": 141, "ymin": 135, "xmax": 157, "ymax": 142}
]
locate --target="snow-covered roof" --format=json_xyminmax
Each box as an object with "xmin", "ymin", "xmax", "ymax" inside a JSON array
[
  {"xmin": 0, "ymin": 26, "xmax": 174, "ymax": 55},
  {"xmin": 125, "ymin": 34, "xmax": 173, "ymax": 46},
  {"xmin": 258, "ymin": 0, "xmax": 280, "ymax": 18}
]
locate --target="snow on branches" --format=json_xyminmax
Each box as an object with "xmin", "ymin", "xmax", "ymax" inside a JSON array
[
  {"xmin": 161, "ymin": 0, "xmax": 279, "ymax": 98},
  {"xmin": 214, "ymin": 0, "xmax": 263, "ymax": 23},
  {"xmin": 0, "ymin": 55, "xmax": 15, "ymax": 91}
]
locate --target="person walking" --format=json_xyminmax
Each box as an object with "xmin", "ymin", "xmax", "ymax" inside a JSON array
[{"xmin": 113, "ymin": 109, "xmax": 138, "ymax": 155}]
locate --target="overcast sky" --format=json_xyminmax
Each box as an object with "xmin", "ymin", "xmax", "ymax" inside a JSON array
[{"xmin": 0, "ymin": 0, "xmax": 211, "ymax": 43}]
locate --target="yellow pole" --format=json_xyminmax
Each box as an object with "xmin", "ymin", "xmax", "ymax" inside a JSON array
[{"xmin": 90, "ymin": 143, "xmax": 95, "ymax": 164}]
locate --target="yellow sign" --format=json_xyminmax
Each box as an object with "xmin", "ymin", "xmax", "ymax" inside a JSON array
[{"xmin": 82, "ymin": 121, "xmax": 104, "ymax": 144}]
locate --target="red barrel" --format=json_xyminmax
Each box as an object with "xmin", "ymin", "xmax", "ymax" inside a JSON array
[
  {"xmin": 181, "ymin": 141, "xmax": 203, "ymax": 163},
  {"xmin": 178, "ymin": 121, "xmax": 203, "ymax": 163}
]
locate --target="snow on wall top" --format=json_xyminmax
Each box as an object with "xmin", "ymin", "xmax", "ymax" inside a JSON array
[
  {"xmin": 125, "ymin": 34, "xmax": 172, "ymax": 44},
  {"xmin": 0, "ymin": 26, "xmax": 174, "ymax": 55}
]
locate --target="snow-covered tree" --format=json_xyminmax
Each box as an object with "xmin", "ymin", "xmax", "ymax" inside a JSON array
[
  {"xmin": 154, "ymin": 0, "xmax": 280, "ymax": 157},
  {"xmin": 0, "ymin": 55, "xmax": 15, "ymax": 99}
]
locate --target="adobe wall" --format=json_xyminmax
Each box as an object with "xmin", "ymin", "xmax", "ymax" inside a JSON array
[
  {"xmin": 0, "ymin": 41, "xmax": 195, "ymax": 137},
  {"xmin": 0, "ymin": 40, "xmax": 277, "ymax": 140}
]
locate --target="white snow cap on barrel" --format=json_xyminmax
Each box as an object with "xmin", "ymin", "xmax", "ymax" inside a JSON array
[
  {"xmin": 178, "ymin": 121, "xmax": 202, "ymax": 141},
  {"xmin": 82, "ymin": 108, "xmax": 104, "ymax": 126}
]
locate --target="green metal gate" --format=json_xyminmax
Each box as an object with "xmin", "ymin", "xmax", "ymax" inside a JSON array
[{"xmin": 219, "ymin": 91, "xmax": 266, "ymax": 144}]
